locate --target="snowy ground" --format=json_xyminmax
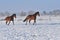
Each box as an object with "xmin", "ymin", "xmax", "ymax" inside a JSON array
[{"xmin": 0, "ymin": 15, "xmax": 60, "ymax": 40}]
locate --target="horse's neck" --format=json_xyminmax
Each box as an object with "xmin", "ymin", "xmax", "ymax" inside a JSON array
[
  {"xmin": 10, "ymin": 16, "xmax": 14, "ymax": 19},
  {"xmin": 33, "ymin": 13, "xmax": 37, "ymax": 17}
]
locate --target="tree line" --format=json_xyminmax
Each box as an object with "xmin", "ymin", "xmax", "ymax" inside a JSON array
[{"xmin": 0, "ymin": 9, "xmax": 60, "ymax": 17}]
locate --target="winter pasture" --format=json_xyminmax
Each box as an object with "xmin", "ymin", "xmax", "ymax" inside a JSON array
[{"xmin": 0, "ymin": 15, "xmax": 60, "ymax": 40}]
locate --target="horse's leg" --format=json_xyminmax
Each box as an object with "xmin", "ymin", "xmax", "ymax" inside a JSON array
[
  {"xmin": 6, "ymin": 21, "xmax": 7, "ymax": 24},
  {"xmin": 33, "ymin": 20, "xmax": 36, "ymax": 25},
  {"xmin": 24, "ymin": 18, "xmax": 28, "ymax": 25},
  {"xmin": 6, "ymin": 20, "xmax": 9, "ymax": 25},
  {"xmin": 12, "ymin": 21, "xmax": 14, "ymax": 25},
  {"xmin": 8, "ymin": 21, "xmax": 11, "ymax": 25},
  {"xmin": 25, "ymin": 20, "xmax": 28, "ymax": 25},
  {"xmin": 29, "ymin": 20, "xmax": 31, "ymax": 24}
]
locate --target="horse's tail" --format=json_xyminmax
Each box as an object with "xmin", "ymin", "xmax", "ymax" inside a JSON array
[
  {"xmin": 23, "ymin": 18, "xmax": 27, "ymax": 22},
  {"xmin": 23, "ymin": 17, "xmax": 28, "ymax": 22}
]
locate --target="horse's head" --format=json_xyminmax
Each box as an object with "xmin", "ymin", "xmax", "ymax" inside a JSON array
[
  {"xmin": 35, "ymin": 12, "xmax": 40, "ymax": 16},
  {"xmin": 12, "ymin": 14, "xmax": 16, "ymax": 18}
]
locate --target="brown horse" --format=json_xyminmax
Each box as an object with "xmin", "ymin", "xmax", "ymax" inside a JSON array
[
  {"xmin": 4, "ymin": 14, "xmax": 16, "ymax": 25},
  {"xmin": 23, "ymin": 11, "xmax": 40, "ymax": 25}
]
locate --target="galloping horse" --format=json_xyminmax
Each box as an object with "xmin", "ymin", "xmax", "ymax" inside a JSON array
[
  {"xmin": 5, "ymin": 14, "xmax": 16, "ymax": 25},
  {"xmin": 23, "ymin": 11, "xmax": 40, "ymax": 25}
]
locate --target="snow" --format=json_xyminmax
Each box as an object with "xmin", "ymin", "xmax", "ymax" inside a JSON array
[{"xmin": 0, "ymin": 15, "xmax": 60, "ymax": 40}]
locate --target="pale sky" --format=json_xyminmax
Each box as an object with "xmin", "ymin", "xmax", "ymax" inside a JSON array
[{"xmin": 0, "ymin": 0, "xmax": 60, "ymax": 13}]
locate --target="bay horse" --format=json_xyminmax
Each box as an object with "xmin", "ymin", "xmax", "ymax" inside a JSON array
[
  {"xmin": 23, "ymin": 11, "xmax": 40, "ymax": 25},
  {"xmin": 4, "ymin": 14, "xmax": 16, "ymax": 25}
]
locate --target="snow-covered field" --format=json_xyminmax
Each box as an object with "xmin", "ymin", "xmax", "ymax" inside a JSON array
[{"xmin": 0, "ymin": 15, "xmax": 60, "ymax": 40}]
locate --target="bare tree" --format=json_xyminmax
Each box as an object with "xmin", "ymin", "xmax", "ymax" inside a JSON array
[
  {"xmin": 28, "ymin": 11, "xmax": 35, "ymax": 15},
  {"xmin": 20, "ymin": 11, "xmax": 27, "ymax": 16},
  {"xmin": 0, "ymin": 12, "xmax": 5, "ymax": 17},
  {"xmin": 5, "ymin": 11, "xmax": 10, "ymax": 16},
  {"xmin": 43, "ymin": 11, "xmax": 47, "ymax": 15}
]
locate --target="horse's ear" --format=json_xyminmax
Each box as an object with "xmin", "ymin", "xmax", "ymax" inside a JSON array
[
  {"xmin": 13, "ymin": 14, "xmax": 16, "ymax": 16},
  {"xmin": 37, "ymin": 11, "xmax": 39, "ymax": 13},
  {"xmin": 37, "ymin": 11, "xmax": 40, "ymax": 16},
  {"xmin": 13, "ymin": 14, "xmax": 16, "ymax": 15}
]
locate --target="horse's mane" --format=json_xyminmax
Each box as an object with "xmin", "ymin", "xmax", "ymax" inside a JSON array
[
  {"xmin": 11, "ymin": 14, "xmax": 16, "ymax": 17},
  {"xmin": 34, "ymin": 12, "xmax": 39, "ymax": 15}
]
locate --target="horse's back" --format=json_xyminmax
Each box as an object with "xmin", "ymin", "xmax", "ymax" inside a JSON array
[
  {"xmin": 26, "ymin": 15, "xmax": 35, "ymax": 20},
  {"xmin": 5, "ymin": 16, "xmax": 11, "ymax": 21}
]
